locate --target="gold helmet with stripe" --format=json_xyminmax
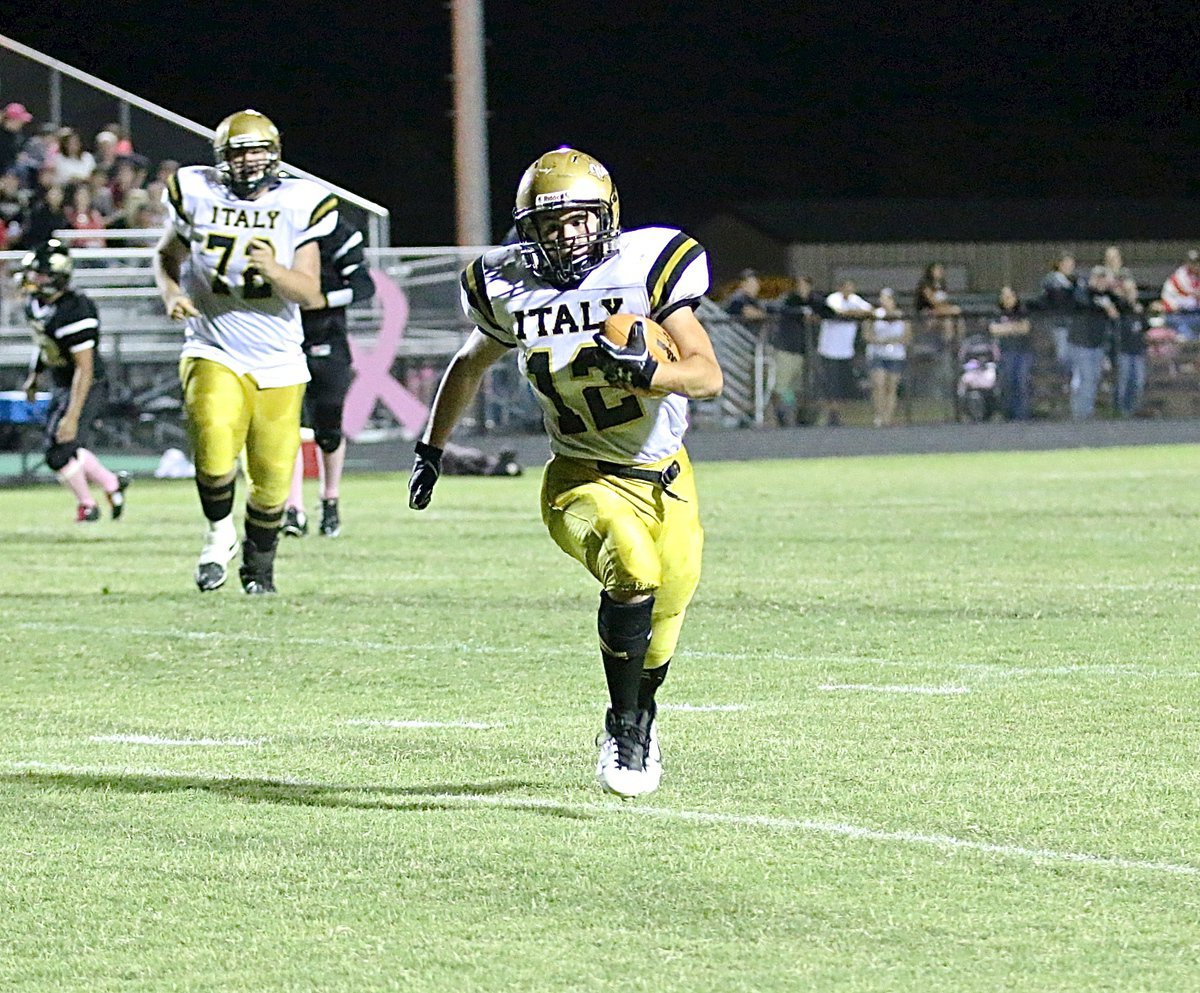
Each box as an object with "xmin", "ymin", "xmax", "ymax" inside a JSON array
[
  {"xmin": 513, "ymin": 148, "xmax": 620, "ymax": 286},
  {"xmin": 213, "ymin": 109, "xmax": 281, "ymax": 199}
]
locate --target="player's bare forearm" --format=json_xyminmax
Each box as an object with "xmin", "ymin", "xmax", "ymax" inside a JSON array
[
  {"xmin": 251, "ymin": 239, "xmax": 324, "ymax": 308},
  {"xmin": 422, "ymin": 331, "xmax": 509, "ymax": 448},
  {"xmin": 61, "ymin": 352, "xmax": 94, "ymax": 433},
  {"xmin": 261, "ymin": 265, "xmax": 323, "ymax": 308},
  {"xmin": 658, "ymin": 310, "xmax": 724, "ymax": 399}
]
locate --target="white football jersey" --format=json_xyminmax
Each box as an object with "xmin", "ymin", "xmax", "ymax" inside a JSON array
[
  {"xmin": 163, "ymin": 166, "xmax": 339, "ymax": 387},
  {"xmin": 461, "ymin": 226, "xmax": 710, "ymax": 464}
]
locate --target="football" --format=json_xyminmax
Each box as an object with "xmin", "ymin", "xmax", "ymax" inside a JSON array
[{"xmin": 601, "ymin": 313, "xmax": 680, "ymax": 364}]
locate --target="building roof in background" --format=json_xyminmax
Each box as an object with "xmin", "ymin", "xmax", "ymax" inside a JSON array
[{"xmin": 725, "ymin": 199, "xmax": 1200, "ymax": 244}]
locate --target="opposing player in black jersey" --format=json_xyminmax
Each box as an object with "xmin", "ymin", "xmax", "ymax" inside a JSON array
[
  {"xmin": 19, "ymin": 239, "xmax": 130, "ymax": 523},
  {"xmin": 283, "ymin": 214, "xmax": 374, "ymax": 538}
]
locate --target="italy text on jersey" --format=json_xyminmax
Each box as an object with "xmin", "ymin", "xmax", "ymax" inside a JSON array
[{"xmin": 460, "ymin": 227, "xmax": 709, "ymax": 464}]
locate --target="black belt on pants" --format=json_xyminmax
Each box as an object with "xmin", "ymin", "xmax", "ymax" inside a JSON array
[{"xmin": 595, "ymin": 459, "xmax": 685, "ymax": 501}]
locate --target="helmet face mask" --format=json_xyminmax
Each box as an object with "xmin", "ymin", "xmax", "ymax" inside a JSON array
[
  {"xmin": 213, "ymin": 110, "xmax": 281, "ymax": 199},
  {"xmin": 513, "ymin": 149, "xmax": 619, "ymax": 286},
  {"xmin": 19, "ymin": 239, "xmax": 72, "ymax": 300}
]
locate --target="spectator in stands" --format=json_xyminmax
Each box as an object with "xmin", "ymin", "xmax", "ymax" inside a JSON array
[
  {"xmin": 102, "ymin": 122, "xmax": 134, "ymax": 158},
  {"xmin": 769, "ymin": 275, "xmax": 818, "ymax": 426},
  {"xmin": 1114, "ymin": 302, "xmax": 1149, "ymax": 418},
  {"xmin": 18, "ymin": 124, "xmax": 61, "ymax": 188},
  {"xmin": 19, "ymin": 183, "xmax": 68, "ymax": 248},
  {"xmin": 818, "ymin": 278, "xmax": 872, "ymax": 426},
  {"xmin": 1035, "ymin": 252, "xmax": 1078, "ymax": 376},
  {"xmin": 724, "ymin": 268, "xmax": 768, "ymax": 324},
  {"xmin": 863, "ymin": 287, "xmax": 910, "ymax": 427},
  {"xmin": 989, "ymin": 285, "xmax": 1034, "ymax": 421},
  {"xmin": 914, "ymin": 262, "xmax": 962, "ymax": 326},
  {"xmin": 66, "ymin": 183, "xmax": 107, "ymax": 250},
  {"xmin": 86, "ymin": 166, "xmax": 114, "ymax": 218},
  {"xmin": 0, "ymin": 168, "xmax": 28, "ymax": 247},
  {"xmin": 0, "ymin": 102, "xmax": 33, "ymax": 176},
  {"xmin": 53, "ymin": 128, "xmax": 95, "ymax": 187},
  {"xmin": 105, "ymin": 187, "xmax": 149, "ymax": 236},
  {"xmin": 93, "ymin": 129, "xmax": 119, "ymax": 174},
  {"xmin": 154, "ymin": 159, "xmax": 180, "ymax": 186},
  {"xmin": 107, "ymin": 157, "xmax": 139, "ymax": 213},
  {"xmin": 1158, "ymin": 249, "xmax": 1200, "ymax": 341},
  {"xmin": 1069, "ymin": 266, "xmax": 1119, "ymax": 419}
]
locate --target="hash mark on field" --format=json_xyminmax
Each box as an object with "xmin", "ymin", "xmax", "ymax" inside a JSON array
[
  {"xmin": 5, "ymin": 759, "xmax": 1197, "ymax": 878},
  {"xmin": 659, "ymin": 703, "xmax": 747, "ymax": 712},
  {"xmin": 90, "ymin": 734, "xmax": 262, "ymax": 747},
  {"xmin": 819, "ymin": 683, "xmax": 970, "ymax": 695},
  {"xmin": 346, "ymin": 719, "xmax": 502, "ymax": 730}
]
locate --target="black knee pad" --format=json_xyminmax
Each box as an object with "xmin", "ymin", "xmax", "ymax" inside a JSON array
[
  {"xmin": 314, "ymin": 427, "xmax": 343, "ymax": 453},
  {"xmin": 598, "ymin": 591, "xmax": 655, "ymax": 660},
  {"xmin": 45, "ymin": 441, "xmax": 79, "ymax": 472}
]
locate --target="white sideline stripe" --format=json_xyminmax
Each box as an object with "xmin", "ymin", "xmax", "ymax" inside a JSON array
[
  {"xmin": 5, "ymin": 759, "xmax": 1197, "ymax": 878},
  {"xmin": 659, "ymin": 703, "xmax": 747, "ymax": 712},
  {"xmin": 90, "ymin": 734, "xmax": 262, "ymax": 746},
  {"xmin": 819, "ymin": 683, "xmax": 970, "ymax": 696},
  {"xmin": 346, "ymin": 719, "xmax": 501, "ymax": 730},
  {"xmin": 12, "ymin": 622, "xmax": 1200, "ymax": 680}
]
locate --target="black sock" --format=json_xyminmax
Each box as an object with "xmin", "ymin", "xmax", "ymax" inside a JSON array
[
  {"xmin": 196, "ymin": 478, "xmax": 235, "ymax": 522},
  {"xmin": 638, "ymin": 659, "xmax": 670, "ymax": 713},
  {"xmin": 244, "ymin": 503, "xmax": 284, "ymax": 554},
  {"xmin": 598, "ymin": 591, "xmax": 654, "ymax": 715}
]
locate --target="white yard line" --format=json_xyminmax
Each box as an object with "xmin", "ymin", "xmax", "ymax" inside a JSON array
[
  {"xmin": 819, "ymin": 684, "xmax": 970, "ymax": 695},
  {"xmin": 90, "ymin": 734, "xmax": 262, "ymax": 747},
  {"xmin": 5, "ymin": 758, "xmax": 1196, "ymax": 878},
  {"xmin": 346, "ymin": 719, "xmax": 502, "ymax": 730}
]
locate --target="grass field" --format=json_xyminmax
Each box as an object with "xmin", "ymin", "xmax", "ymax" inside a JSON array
[{"xmin": 2, "ymin": 444, "xmax": 1198, "ymax": 993}]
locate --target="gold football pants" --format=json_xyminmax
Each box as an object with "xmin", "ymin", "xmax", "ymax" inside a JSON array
[
  {"xmin": 180, "ymin": 356, "xmax": 304, "ymax": 510},
  {"xmin": 541, "ymin": 447, "xmax": 704, "ymax": 668}
]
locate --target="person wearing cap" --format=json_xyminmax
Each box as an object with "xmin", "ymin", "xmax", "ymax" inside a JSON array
[{"xmin": 0, "ymin": 102, "xmax": 34, "ymax": 175}]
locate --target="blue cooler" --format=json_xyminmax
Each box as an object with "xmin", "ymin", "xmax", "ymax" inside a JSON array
[{"xmin": 0, "ymin": 390, "xmax": 51, "ymax": 424}]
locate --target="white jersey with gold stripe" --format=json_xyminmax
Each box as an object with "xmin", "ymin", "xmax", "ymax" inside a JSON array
[
  {"xmin": 460, "ymin": 226, "xmax": 709, "ymax": 464},
  {"xmin": 163, "ymin": 166, "xmax": 338, "ymax": 387}
]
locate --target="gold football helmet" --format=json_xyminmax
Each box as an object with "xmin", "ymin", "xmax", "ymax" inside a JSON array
[
  {"xmin": 213, "ymin": 109, "xmax": 281, "ymax": 199},
  {"xmin": 513, "ymin": 148, "xmax": 620, "ymax": 286}
]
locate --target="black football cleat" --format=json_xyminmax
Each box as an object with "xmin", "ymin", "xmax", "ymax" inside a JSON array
[
  {"xmin": 319, "ymin": 498, "xmax": 341, "ymax": 537},
  {"xmin": 239, "ymin": 539, "xmax": 277, "ymax": 595},
  {"xmin": 76, "ymin": 503, "xmax": 101, "ymax": 523},
  {"xmin": 282, "ymin": 507, "xmax": 308, "ymax": 537},
  {"xmin": 106, "ymin": 471, "xmax": 131, "ymax": 520}
]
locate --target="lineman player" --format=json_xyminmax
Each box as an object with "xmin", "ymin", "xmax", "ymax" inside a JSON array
[
  {"xmin": 408, "ymin": 148, "xmax": 723, "ymax": 797},
  {"xmin": 283, "ymin": 213, "xmax": 375, "ymax": 538},
  {"xmin": 154, "ymin": 109, "xmax": 334, "ymax": 594},
  {"xmin": 19, "ymin": 239, "xmax": 130, "ymax": 522}
]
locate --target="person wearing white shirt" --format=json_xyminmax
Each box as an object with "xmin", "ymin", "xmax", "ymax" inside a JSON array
[{"xmin": 818, "ymin": 279, "xmax": 872, "ymax": 425}]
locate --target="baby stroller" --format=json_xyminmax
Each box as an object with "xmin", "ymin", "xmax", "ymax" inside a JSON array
[{"xmin": 956, "ymin": 334, "xmax": 1000, "ymax": 422}]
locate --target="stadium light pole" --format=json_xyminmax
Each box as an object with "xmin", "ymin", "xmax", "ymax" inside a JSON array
[{"xmin": 451, "ymin": 0, "xmax": 492, "ymax": 247}]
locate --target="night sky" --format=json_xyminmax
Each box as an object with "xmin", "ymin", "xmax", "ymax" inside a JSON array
[{"xmin": 9, "ymin": 2, "xmax": 1196, "ymax": 245}]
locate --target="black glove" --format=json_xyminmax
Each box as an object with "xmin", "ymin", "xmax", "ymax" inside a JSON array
[
  {"xmin": 408, "ymin": 441, "xmax": 443, "ymax": 510},
  {"xmin": 592, "ymin": 321, "xmax": 659, "ymax": 391}
]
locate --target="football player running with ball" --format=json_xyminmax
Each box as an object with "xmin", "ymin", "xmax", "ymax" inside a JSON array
[
  {"xmin": 154, "ymin": 110, "xmax": 335, "ymax": 594},
  {"xmin": 409, "ymin": 148, "xmax": 723, "ymax": 797}
]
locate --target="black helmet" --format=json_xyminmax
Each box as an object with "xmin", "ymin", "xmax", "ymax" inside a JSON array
[{"xmin": 19, "ymin": 238, "xmax": 73, "ymax": 299}]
